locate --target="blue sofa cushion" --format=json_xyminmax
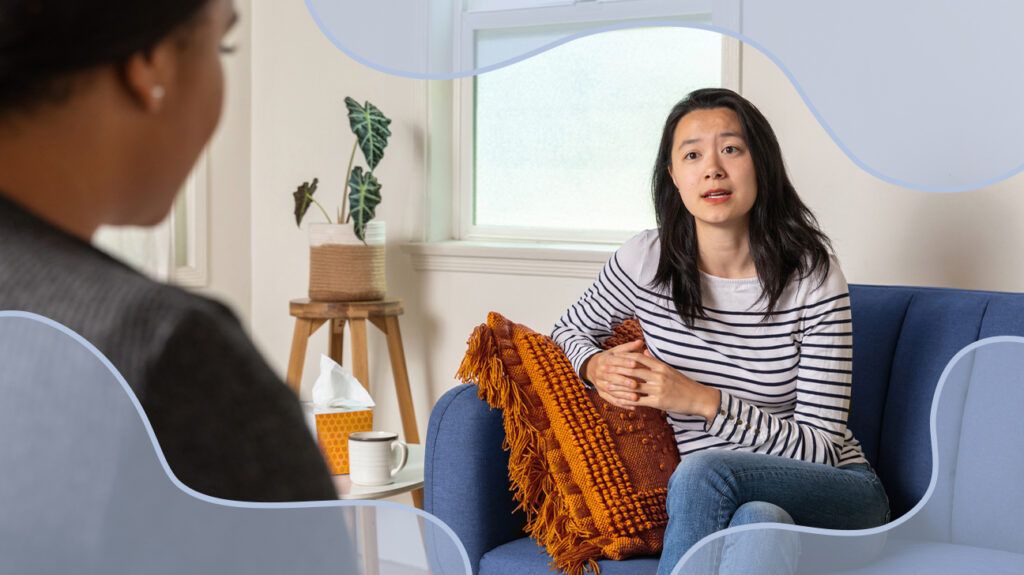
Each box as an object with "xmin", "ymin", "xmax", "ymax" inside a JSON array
[
  {"xmin": 480, "ymin": 537, "xmax": 659, "ymax": 575},
  {"xmin": 847, "ymin": 286, "xmax": 912, "ymax": 467},
  {"xmin": 877, "ymin": 291, "xmax": 988, "ymax": 518}
]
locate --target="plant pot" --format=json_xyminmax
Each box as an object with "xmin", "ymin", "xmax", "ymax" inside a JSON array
[{"xmin": 308, "ymin": 221, "xmax": 386, "ymax": 301}]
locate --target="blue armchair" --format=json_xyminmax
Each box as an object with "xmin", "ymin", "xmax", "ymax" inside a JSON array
[{"xmin": 425, "ymin": 284, "xmax": 1024, "ymax": 574}]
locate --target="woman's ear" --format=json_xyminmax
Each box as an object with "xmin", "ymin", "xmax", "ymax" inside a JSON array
[{"xmin": 121, "ymin": 42, "xmax": 178, "ymax": 113}]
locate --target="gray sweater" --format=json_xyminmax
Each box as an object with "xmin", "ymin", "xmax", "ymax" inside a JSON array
[{"xmin": 0, "ymin": 193, "xmax": 336, "ymax": 502}]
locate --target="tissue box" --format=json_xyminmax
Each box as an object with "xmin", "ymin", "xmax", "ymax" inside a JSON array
[{"xmin": 315, "ymin": 408, "xmax": 373, "ymax": 475}]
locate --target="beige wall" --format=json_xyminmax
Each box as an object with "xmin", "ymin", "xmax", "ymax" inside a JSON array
[
  {"xmin": 741, "ymin": 46, "xmax": 1024, "ymax": 292},
  {"xmin": 237, "ymin": 4, "xmax": 1024, "ymax": 447},
  {"xmin": 198, "ymin": 0, "xmax": 253, "ymax": 325},
  {"xmin": 248, "ymin": 2, "xmax": 430, "ymax": 439}
]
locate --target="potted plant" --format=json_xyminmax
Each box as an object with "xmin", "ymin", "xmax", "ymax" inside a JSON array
[{"xmin": 293, "ymin": 97, "xmax": 392, "ymax": 301}]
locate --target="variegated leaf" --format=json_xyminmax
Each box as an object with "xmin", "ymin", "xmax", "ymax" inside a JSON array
[
  {"xmin": 347, "ymin": 167, "xmax": 381, "ymax": 242},
  {"xmin": 344, "ymin": 97, "xmax": 391, "ymax": 171}
]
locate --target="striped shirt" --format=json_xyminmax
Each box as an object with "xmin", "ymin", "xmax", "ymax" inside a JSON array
[{"xmin": 551, "ymin": 229, "xmax": 867, "ymax": 468}]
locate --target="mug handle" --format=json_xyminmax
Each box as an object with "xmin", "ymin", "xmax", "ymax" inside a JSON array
[{"xmin": 390, "ymin": 440, "xmax": 409, "ymax": 477}]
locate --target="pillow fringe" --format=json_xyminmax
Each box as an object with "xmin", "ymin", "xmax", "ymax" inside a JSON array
[{"xmin": 456, "ymin": 322, "xmax": 603, "ymax": 575}]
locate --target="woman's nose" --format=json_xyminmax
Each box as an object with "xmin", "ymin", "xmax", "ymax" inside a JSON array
[{"xmin": 704, "ymin": 161, "xmax": 725, "ymax": 180}]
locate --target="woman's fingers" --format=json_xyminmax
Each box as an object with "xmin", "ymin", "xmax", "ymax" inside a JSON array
[
  {"xmin": 601, "ymin": 355, "xmax": 639, "ymax": 369},
  {"xmin": 609, "ymin": 339, "xmax": 644, "ymax": 353},
  {"xmin": 609, "ymin": 365, "xmax": 658, "ymax": 381},
  {"xmin": 633, "ymin": 380, "xmax": 666, "ymax": 396},
  {"xmin": 596, "ymin": 373, "xmax": 639, "ymax": 389},
  {"xmin": 597, "ymin": 390, "xmax": 636, "ymax": 410},
  {"xmin": 619, "ymin": 351, "xmax": 665, "ymax": 371},
  {"xmin": 594, "ymin": 378, "xmax": 644, "ymax": 401},
  {"xmin": 619, "ymin": 394, "xmax": 658, "ymax": 409}
]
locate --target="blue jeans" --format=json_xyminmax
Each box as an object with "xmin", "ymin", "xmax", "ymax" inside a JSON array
[{"xmin": 657, "ymin": 450, "xmax": 891, "ymax": 575}]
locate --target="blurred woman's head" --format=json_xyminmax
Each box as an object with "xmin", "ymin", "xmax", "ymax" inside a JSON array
[
  {"xmin": 650, "ymin": 87, "xmax": 833, "ymax": 325},
  {"xmin": 0, "ymin": 0, "xmax": 237, "ymax": 234}
]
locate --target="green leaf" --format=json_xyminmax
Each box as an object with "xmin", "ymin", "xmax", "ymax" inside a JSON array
[
  {"xmin": 292, "ymin": 178, "xmax": 319, "ymax": 227},
  {"xmin": 344, "ymin": 97, "xmax": 391, "ymax": 171},
  {"xmin": 347, "ymin": 167, "xmax": 381, "ymax": 242}
]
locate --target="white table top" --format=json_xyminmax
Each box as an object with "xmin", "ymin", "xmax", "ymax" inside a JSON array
[{"xmin": 333, "ymin": 443, "xmax": 424, "ymax": 500}]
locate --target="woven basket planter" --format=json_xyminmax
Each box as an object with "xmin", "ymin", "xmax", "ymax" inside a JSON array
[{"xmin": 308, "ymin": 222, "xmax": 385, "ymax": 301}]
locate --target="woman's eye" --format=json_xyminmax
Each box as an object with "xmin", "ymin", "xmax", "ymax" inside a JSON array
[
  {"xmin": 723, "ymin": 145, "xmax": 738, "ymax": 154},
  {"xmin": 684, "ymin": 151, "xmax": 698, "ymax": 160}
]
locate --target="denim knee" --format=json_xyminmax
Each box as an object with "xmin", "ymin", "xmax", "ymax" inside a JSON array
[
  {"xmin": 730, "ymin": 501, "xmax": 794, "ymax": 527},
  {"xmin": 670, "ymin": 451, "xmax": 734, "ymax": 487},
  {"xmin": 667, "ymin": 451, "xmax": 737, "ymax": 508}
]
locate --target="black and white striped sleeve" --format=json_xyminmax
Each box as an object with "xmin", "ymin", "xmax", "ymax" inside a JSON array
[
  {"xmin": 704, "ymin": 264, "xmax": 854, "ymax": 466},
  {"xmin": 550, "ymin": 235, "xmax": 647, "ymax": 380}
]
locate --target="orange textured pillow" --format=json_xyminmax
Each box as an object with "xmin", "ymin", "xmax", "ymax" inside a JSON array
[{"xmin": 456, "ymin": 312, "xmax": 679, "ymax": 575}]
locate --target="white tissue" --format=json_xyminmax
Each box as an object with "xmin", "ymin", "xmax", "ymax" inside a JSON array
[{"xmin": 311, "ymin": 354, "xmax": 375, "ymax": 411}]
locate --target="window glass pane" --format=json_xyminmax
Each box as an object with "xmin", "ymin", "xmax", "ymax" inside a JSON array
[
  {"xmin": 173, "ymin": 191, "xmax": 189, "ymax": 268},
  {"xmin": 474, "ymin": 26, "xmax": 722, "ymax": 233},
  {"xmin": 92, "ymin": 225, "xmax": 169, "ymax": 279}
]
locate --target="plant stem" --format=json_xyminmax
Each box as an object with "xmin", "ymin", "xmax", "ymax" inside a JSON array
[
  {"xmin": 306, "ymin": 193, "xmax": 332, "ymax": 224},
  {"xmin": 341, "ymin": 140, "xmax": 358, "ymax": 223}
]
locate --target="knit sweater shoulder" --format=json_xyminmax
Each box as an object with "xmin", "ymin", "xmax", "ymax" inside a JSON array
[
  {"xmin": 552, "ymin": 229, "xmax": 868, "ymax": 467},
  {"xmin": 0, "ymin": 194, "xmax": 336, "ymax": 501}
]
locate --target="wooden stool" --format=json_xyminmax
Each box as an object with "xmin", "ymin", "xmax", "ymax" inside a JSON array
[{"xmin": 286, "ymin": 298, "xmax": 422, "ymax": 508}]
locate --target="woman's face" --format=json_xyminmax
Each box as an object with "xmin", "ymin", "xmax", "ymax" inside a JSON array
[
  {"xmin": 667, "ymin": 107, "xmax": 757, "ymax": 233},
  {"xmin": 129, "ymin": 0, "xmax": 236, "ymax": 226}
]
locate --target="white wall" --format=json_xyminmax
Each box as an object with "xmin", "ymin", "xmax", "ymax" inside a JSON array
[
  {"xmin": 249, "ymin": 2, "xmax": 430, "ymax": 442},
  {"xmin": 198, "ymin": 0, "xmax": 253, "ymax": 325},
  {"xmin": 741, "ymin": 46, "xmax": 1024, "ymax": 292},
  {"xmin": 237, "ymin": 4, "xmax": 1024, "ymax": 456}
]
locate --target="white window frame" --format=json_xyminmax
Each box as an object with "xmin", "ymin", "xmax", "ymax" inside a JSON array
[
  {"xmin": 169, "ymin": 150, "xmax": 210, "ymax": 287},
  {"xmin": 92, "ymin": 151, "xmax": 209, "ymax": 286},
  {"xmin": 452, "ymin": 0, "xmax": 742, "ymax": 244}
]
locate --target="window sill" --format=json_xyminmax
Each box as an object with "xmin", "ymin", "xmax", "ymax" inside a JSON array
[{"xmin": 401, "ymin": 240, "xmax": 614, "ymax": 279}]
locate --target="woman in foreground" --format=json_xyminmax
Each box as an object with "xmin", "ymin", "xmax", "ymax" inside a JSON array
[
  {"xmin": 0, "ymin": 0, "xmax": 335, "ymax": 501},
  {"xmin": 553, "ymin": 88, "xmax": 890, "ymax": 574}
]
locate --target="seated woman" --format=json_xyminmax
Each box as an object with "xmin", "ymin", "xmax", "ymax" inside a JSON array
[
  {"xmin": 0, "ymin": 0, "xmax": 335, "ymax": 501},
  {"xmin": 552, "ymin": 88, "xmax": 890, "ymax": 574}
]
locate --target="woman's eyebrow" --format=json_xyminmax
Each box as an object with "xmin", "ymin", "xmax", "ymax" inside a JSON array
[{"xmin": 677, "ymin": 131, "xmax": 745, "ymax": 150}]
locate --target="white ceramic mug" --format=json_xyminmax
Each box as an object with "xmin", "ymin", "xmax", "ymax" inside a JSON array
[{"xmin": 348, "ymin": 431, "xmax": 409, "ymax": 486}]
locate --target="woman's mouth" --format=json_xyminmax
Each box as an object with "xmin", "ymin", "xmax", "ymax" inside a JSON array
[{"xmin": 701, "ymin": 189, "xmax": 732, "ymax": 203}]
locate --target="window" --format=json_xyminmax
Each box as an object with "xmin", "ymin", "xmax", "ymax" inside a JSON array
[
  {"xmin": 454, "ymin": 0, "xmax": 740, "ymax": 244},
  {"xmin": 93, "ymin": 152, "xmax": 208, "ymax": 285}
]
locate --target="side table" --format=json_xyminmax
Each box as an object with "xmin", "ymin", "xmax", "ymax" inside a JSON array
[
  {"xmin": 287, "ymin": 298, "xmax": 422, "ymax": 508},
  {"xmin": 335, "ymin": 444, "xmax": 425, "ymax": 575}
]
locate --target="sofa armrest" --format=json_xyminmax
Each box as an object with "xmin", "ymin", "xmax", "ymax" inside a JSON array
[{"xmin": 425, "ymin": 384, "xmax": 526, "ymax": 574}]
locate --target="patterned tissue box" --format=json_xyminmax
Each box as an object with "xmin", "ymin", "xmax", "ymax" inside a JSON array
[{"xmin": 315, "ymin": 408, "xmax": 373, "ymax": 475}]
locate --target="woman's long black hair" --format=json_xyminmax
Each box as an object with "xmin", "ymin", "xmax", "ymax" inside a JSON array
[
  {"xmin": 651, "ymin": 88, "xmax": 833, "ymax": 326},
  {"xmin": 0, "ymin": 0, "xmax": 209, "ymax": 114}
]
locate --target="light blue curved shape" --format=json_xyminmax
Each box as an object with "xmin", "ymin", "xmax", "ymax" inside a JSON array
[
  {"xmin": 303, "ymin": 0, "xmax": 1024, "ymax": 192},
  {"xmin": 669, "ymin": 336, "xmax": 1024, "ymax": 574},
  {"xmin": 0, "ymin": 311, "xmax": 471, "ymax": 575}
]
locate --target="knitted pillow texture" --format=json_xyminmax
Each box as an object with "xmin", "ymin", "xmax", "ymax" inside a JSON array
[{"xmin": 456, "ymin": 312, "xmax": 679, "ymax": 575}]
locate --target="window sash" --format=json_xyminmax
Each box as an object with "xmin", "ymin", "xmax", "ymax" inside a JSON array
[
  {"xmin": 454, "ymin": 0, "xmax": 741, "ymax": 243},
  {"xmin": 92, "ymin": 151, "xmax": 209, "ymax": 285}
]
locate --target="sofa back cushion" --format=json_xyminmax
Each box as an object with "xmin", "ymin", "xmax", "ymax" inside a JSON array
[
  {"xmin": 949, "ymin": 339, "xmax": 1024, "ymax": 553},
  {"xmin": 846, "ymin": 286, "xmax": 912, "ymax": 467},
  {"xmin": 848, "ymin": 285, "xmax": 1024, "ymax": 520}
]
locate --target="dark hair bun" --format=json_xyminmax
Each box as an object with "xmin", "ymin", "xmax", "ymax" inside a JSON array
[{"xmin": 0, "ymin": 0, "xmax": 208, "ymax": 112}]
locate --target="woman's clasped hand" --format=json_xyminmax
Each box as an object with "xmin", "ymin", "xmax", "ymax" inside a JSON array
[{"xmin": 584, "ymin": 341, "xmax": 721, "ymax": 420}]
